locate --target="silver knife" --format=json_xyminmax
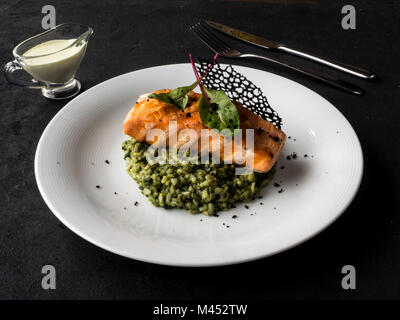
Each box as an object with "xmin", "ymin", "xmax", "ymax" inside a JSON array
[{"xmin": 206, "ymin": 20, "xmax": 375, "ymax": 80}]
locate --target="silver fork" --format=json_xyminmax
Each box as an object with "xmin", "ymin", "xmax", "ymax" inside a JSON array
[{"xmin": 190, "ymin": 22, "xmax": 363, "ymax": 96}]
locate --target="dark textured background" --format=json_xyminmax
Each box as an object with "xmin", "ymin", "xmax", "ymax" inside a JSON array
[{"xmin": 0, "ymin": 0, "xmax": 399, "ymax": 299}]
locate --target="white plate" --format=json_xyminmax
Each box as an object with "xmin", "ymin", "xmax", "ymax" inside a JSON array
[{"xmin": 35, "ymin": 63, "xmax": 363, "ymax": 266}]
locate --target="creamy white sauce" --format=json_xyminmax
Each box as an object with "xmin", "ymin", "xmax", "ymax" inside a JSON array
[{"xmin": 22, "ymin": 39, "xmax": 87, "ymax": 84}]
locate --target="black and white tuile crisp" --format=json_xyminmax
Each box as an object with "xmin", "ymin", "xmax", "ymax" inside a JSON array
[{"xmin": 195, "ymin": 58, "xmax": 283, "ymax": 129}]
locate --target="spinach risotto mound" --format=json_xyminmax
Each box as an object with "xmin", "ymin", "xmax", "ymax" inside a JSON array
[{"xmin": 122, "ymin": 138, "xmax": 275, "ymax": 215}]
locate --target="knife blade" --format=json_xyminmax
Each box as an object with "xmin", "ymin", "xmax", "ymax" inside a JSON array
[
  {"xmin": 206, "ymin": 20, "xmax": 282, "ymax": 50},
  {"xmin": 205, "ymin": 20, "xmax": 376, "ymax": 80}
]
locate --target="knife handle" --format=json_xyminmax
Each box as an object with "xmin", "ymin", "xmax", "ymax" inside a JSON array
[
  {"xmin": 279, "ymin": 46, "xmax": 375, "ymax": 80},
  {"xmin": 240, "ymin": 53, "xmax": 363, "ymax": 95}
]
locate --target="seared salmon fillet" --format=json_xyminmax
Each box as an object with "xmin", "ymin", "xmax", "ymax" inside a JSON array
[{"xmin": 123, "ymin": 90, "xmax": 286, "ymax": 173}]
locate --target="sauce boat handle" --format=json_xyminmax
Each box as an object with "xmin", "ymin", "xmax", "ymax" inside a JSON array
[{"xmin": 4, "ymin": 60, "xmax": 45, "ymax": 89}]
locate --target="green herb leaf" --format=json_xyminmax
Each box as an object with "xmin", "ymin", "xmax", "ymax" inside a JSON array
[
  {"xmin": 148, "ymin": 92, "xmax": 174, "ymax": 104},
  {"xmin": 198, "ymin": 88, "xmax": 240, "ymax": 135},
  {"xmin": 174, "ymin": 94, "xmax": 189, "ymax": 109},
  {"xmin": 148, "ymin": 81, "xmax": 198, "ymax": 109},
  {"xmin": 168, "ymin": 83, "xmax": 195, "ymax": 101}
]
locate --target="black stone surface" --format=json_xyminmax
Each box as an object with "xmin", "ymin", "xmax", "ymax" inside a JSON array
[{"xmin": 0, "ymin": 0, "xmax": 399, "ymax": 299}]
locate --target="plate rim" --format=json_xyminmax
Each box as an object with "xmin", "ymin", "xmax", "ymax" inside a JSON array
[{"xmin": 34, "ymin": 63, "xmax": 364, "ymax": 266}]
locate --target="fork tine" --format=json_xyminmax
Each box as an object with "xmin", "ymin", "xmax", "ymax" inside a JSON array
[
  {"xmin": 192, "ymin": 23, "xmax": 228, "ymax": 54},
  {"xmin": 192, "ymin": 27, "xmax": 224, "ymax": 54},
  {"xmin": 197, "ymin": 23, "xmax": 231, "ymax": 52},
  {"xmin": 190, "ymin": 24, "xmax": 222, "ymax": 54},
  {"xmin": 192, "ymin": 23, "xmax": 228, "ymax": 53}
]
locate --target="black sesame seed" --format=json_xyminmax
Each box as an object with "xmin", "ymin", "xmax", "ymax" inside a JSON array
[
  {"xmin": 280, "ymin": 166, "xmax": 285, "ymax": 170},
  {"xmin": 278, "ymin": 189, "xmax": 284, "ymax": 193},
  {"xmin": 274, "ymin": 183, "xmax": 280, "ymax": 187},
  {"xmin": 245, "ymin": 205, "xmax": 249, "ymax": 209},
  {"xmin": 105, "ymin": 160, "xmax": 110, "ymax": 164},
  {"xmin": 232, "ymin": 215, "xmax": 237, "ymax": 219},
  {"xmin": 96, "ymin": 185, "xmax": 101, "ymax": 189},
  {"xmin": 134, "ymin": 201, "xmax": 139, "ymax": 206},
  {"xmin": 286, "ymin": 155, "xmax": 291, "ymax": 160},
  {"xmin": 260, "ymin": 202, "xmax": 263, "ymax": 205}
]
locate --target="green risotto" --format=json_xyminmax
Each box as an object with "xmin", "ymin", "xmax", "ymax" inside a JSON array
[{"xmin": 122, "ymin": 139, "xmax": 275, "ymax": 215}]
